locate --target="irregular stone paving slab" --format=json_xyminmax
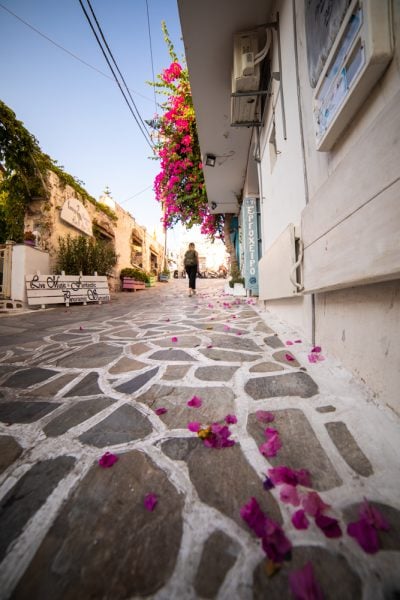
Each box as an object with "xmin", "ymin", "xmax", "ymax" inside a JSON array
[
  {"xmin": 137, "ymin": 385, "xmax": 236, "ymax": 428},
  {"xmin": 250, "ymin": 362, "xmax": 284, "ymax": 372},
  {"xmin": 245, "ymin": 371, "xmax": 318, "ymax": 399},
  {"xmin": 194, "ymin": 530, "xmax": 240, "ymax": 598},
  {"xmin": 247, "ymin": 410, "xmax": 342, "ymax": 491},
  {"xmin": 149, "ymin": 349, "xmax": 196, "ymax": 362},
  {"xmin": 138, "ymin": 323, "xmax": 161, "ymax": 329},
  {"xmin": 12, "ymin": 451, "xmax": 184, "ymax": 599},
  {"xmin": 104, "ymin": 329, "xmax": 139, "ymax": 339},
  {"xmin": 325, "ymin": 421, "xmax": 373, "ymax": 477},
  {"xmin": 3, "ymin": 368, "xmax": 59, "ymax": 388},
  {"xmin": 209, "ymin": 334, "xmax": 262, "ymax": 352},
  {"xmin": 254, "ymin": 321, "xmax": 275, "ymax": 333},
  {"xmin": 194, "ymin": 366, "xmax": 238, "ymax": 381},
  {"xmin": 0, "ymin": 402, "xmax": 61, "ymax": 424},
  {"xmin": 50, "ymin": 333, "xmax": 92, "ymax": 342},
  {"xmin": 108, "ymin": 357, "xmax": 147, "ymax": 374},
  {"xmin": 200, "ymin": 348, "xmax": 261, "ymax": 362},
  {"xmin": 114, "ymin": 366, "xmax": 159, "ymax": 394},
  {"xmin": 130, "ymin": 342, "xmax": 152, "ymax": 355},
  {"xmin": 264, "ymin": 336, "xmax": 285, "ymax": 349},
  {"xmin": 152, "ymin": 335, "xmax": 202, "ymax": 348},
  {"xmin": 44, "ymin": 398, "xmax": 116, "ymax": 437},
  {"xmin": 0, "ymin": 435, "xmax": 23, "ymax": 474},
  {"xmin": 162, "ymin": 365, "xmax": 190, "ymax": 380},
  {"xmin": 343, "ymin": 502, "xmax": 400, "ymax": 551},
  {"xmin": 79, "ymin": 404, "xmax": 153, "ymax": 447},
  {"xmin": 161, "ymin": 437, "xmax": 201, "ymax": 461},
  {"xmin": 253, "ymin": 545, "xmax": 361, "ymax": 599},
  {"xmin": 27, "ymin": 373, "xmax": 77, "ymax": 397},
  {"xmin": 55, "ymin": 343, "xmax": 122, "ymax": 368},
  {"xmin": 184, "ymin": 441, "xmax": 282, "ymax": 529},
  {"xmin": 316, "ymin": 405, "xmax": 336, "ymax": 413},
  {"xmin": 0, "ymin": 365, "xmax": 21, "ymax": 379},
  {"xmin": 0, "ymin": 456, "xmax": 76, "ymax": 563},
  {"xmin": 273, "ymin": 350, "xmax": 301, "ymax": 368},
  {"xmin": 65, "ymin": 372, "xmax": 102, "ymax": 397}
]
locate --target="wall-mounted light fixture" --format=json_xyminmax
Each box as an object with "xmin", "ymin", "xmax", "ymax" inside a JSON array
[
  {"xmin": 205, "ymin": 153, "xmax": 216, "ymax": 167},
  {"xmin": 211, "ymin": 201, "xmax": 218, "ymax": 210}
]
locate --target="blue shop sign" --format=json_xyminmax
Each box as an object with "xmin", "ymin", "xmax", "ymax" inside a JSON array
[{"xmin": 242, "ymin": 197, "xmax": 259, "ymax": 295}]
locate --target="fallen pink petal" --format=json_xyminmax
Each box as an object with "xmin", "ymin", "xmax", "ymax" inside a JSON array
[
  {"xmin": 98, "ymin": 451, "xmax": 118, "ymax": 468},
  {"xmin": 259, "ymin": 432, "xmax": 282, "ymax": 458},
  {"xmin": 292, "ymin": 509, "xmax": 310, "ymax": 530},
  {"xmin": 285, "ymin": 353, "xmax": 295, "ymax": 362},
  {"xmin": 286, "ymin": 341, "xmax": 294, "ymax": 345},
  {"xmin": 302, "ymin": 491, "xmax": 330, "ymax": 517},
  {"xmin": 171, "ymin": 336, "xmax": 178, "ymax": 343},
  {"xmin": 207, "ymin": 344, "xmax": 213, "ymax": 348},
  {"xmin": 311, "ymin": 346, "xmax": 322, "ymax": 353},
  {"xmin": 268, "ymin": 465, "xmax": 311, "ymax": 487},
  {"xmin": 225, "ymin": 414, "xmax": 237, "ymax": 424},
  {"xmin": 155, "ymin": 407, "xmax": 167, "ymax": 416},
  {"xmin": 144, "ymin": 492, "xmax": 158, "ymax": 511},
  {"xmin": 307, "ymin": 353, "xmax": 325, "ymax": 363},
  {"xmin": 187, "ymin": 395, "xmax": 202, "ymax": 408},
  {"xmin": 256, "ymin": 410, "xmax": 275, "ymax": 423},
  {"xmin": 263, "ymin": 476, "xmax": 275, "ymax": 490},
  {"xmin": 347, "ymin": 518, "xmax": 380, "ymax": 554},
  {"xmin": 223, "ymin": 325, "xmax": 231, "ymax": 331},
  {"xmin": 315, "ymin": 514, "xmax": 342, "ymax": 538},
  {"xmin": 359, "ymin": 499, "xmax": 389, "ymax": 531},
  {"xmin": 261, "ymin": 520, "xmax": 292, "ymax": 563},
  {"xmin": 279, "ymin": 484, "xmax": 301, "ymax": 506},
  {"xmin": 188, "ymin": 421, "xmax": 201, "ymax": 432},
  {"xmin": 203, "ymin": 422, "xmax": 235, "ymax": 448},
  {"xmin": 294, "ymin": 339, "xmax": 302, "ymax": 343},
  {"xmin": 289, "ymin": 562, "xmax": 324, "ymax": 600},
  {"xmin": 240, "ymin": 497, "xmax": 268, "ymax": 538}
]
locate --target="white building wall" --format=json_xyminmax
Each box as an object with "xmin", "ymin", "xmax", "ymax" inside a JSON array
[{"xmin": 11, "ymin": 245, "xmax": 50, "ymax": 302}]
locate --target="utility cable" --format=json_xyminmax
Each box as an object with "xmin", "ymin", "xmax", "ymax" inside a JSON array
[
  {"xmin": 145, "ymin": 0, "xmax": 158, "ymax": 116},
  {"xmin": 84, "ymin": 0, "xmax": 152, "ymax": 140},
  {"xmin": 78, "ymin": 0, "xmax": 154, "ymax": 150},
  {"xmin": 0, "ymin": 2, "xmax": 153, "ymax": 103},
  {"xmin": 120, "ymin": 184, "xmax": 153, "ymax": 205}
]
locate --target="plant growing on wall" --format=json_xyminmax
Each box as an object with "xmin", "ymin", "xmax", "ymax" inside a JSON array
[
  {"xmin": 0, "ymin": 100, "xmax": 117, "ymax": 243},
  {"xmin": 149, "ymin": 24, "xmax": 240, "ymax": 278},
  {"xmin": 56, "ymin": 234, "xmax": 117, "ymax": 276}
]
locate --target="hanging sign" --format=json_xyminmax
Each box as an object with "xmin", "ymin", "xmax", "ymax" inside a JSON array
[
  {"xmin": 60, "ymin": 197, "xmax": 92, "ymax": 235},
  {"xmin": 242, "ymin": 197, "xmax": 259, "ymax": 295}
]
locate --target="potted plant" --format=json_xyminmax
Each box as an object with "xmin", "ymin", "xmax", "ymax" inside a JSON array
[{"xmin": 23, "ymin": 231, "xmax": 36, "ymax": 246}]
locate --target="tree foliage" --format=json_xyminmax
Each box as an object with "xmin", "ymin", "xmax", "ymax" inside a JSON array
[
  {"xmin": 150, "ymin": 23, "xmax": 224, "ymax": 239},
  {"xmin": 56, "ymin": 234, "xmax": 117, "ymax": 276}
]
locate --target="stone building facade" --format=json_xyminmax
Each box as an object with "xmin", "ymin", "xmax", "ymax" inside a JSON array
[{"xmin": 23, "ymin": 171, "xmax": 164, "ymax": 291}]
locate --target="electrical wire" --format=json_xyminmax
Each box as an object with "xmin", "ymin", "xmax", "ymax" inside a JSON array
[
  {"xmin": 145, "ymin": 0, "xmax": 158, "ymax": 117},
  {"xmin": 120, "ymin": 184, "xmax": 153, "ymax": 205},
  {"xmin": 84, "ymin": 0, "xmax": 151, "ymax": 139},
  {"xmin": 0, "ymin": 1, "xmax": 153, "ymax": 104},
  {"xmin": 78, "ymin": 0, "xmax": 154, "ymax": 150}
]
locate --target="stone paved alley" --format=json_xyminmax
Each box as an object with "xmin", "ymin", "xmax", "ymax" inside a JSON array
[{"xmin": 0, "ymin": 279, "xmax": 399, "ymax": 600}]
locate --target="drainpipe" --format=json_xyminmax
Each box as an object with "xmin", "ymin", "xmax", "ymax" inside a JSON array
[{"xmin": 292, "ymin": 0, "xmax": 315, "ymax": 345}]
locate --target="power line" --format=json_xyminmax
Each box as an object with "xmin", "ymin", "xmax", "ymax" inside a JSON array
[
  {"xmin": 120, "ymin": 184, "xmax": 153, "ymax": 205},
  {"xmin": 78, "ymin": 0, "xmax": 154, "ymax": 150},
  {"xmin": 85, "ymin": 0, "xmax": 152, "ymax": 138},
  {"xmin": 145, "ymin": 0, "xmax": 158, "ymax": 116},
  {"xmin": 0, "ymin": 1, "xmax": 154, "ymax": 104}
]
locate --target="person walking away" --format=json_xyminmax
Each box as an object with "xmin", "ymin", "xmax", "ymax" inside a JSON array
[{"xmin": 184, "ymin": 242, "xmax": 199, "ymax": 296}]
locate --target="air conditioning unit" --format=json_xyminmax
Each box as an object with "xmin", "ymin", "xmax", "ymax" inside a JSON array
[
  {"xmin": 231, "ymin": 30, "xmax": 260, "ymax": 126},
  {"xmin": 313, "ymin": 0, "xmax": 393, "ymax": 151}
]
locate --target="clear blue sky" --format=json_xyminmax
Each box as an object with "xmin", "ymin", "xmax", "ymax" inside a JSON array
[{"xmin": 0, "ymin": 0, "xmax": 184, "ymax": 232}]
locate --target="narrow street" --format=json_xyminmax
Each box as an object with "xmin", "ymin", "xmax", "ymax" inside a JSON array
[{"xmin": 0, "ymin": 279, "xmax": 399, "ymax": 599}]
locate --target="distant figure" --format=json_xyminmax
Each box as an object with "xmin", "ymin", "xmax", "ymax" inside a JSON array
[{"xmin": 184, "ymin": 242, "xmax": 199, "ymax": 297}]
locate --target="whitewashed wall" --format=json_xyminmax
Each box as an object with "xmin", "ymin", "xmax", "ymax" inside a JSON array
[{"xmin": 11, "ymin": 245, "xmax": 50, "ymax": 302}]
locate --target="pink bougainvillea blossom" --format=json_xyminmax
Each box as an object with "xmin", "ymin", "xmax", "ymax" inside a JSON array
[
  {"xmin": 279, "ymin": 484, "xmax": 301, "ymax": 506},
  {"xmin": 225, "ymin": 414, "xmax": 237, "ymax": 424},
  {"xmin": 268, "ymin": 466, "xmax": 312, "ymax": 488},
  {"xmin": 311, "ymin": 346, "xmax": 322, "ymax": 353},
  {"xmin": 286, "ymin": 340, "xmax": 294, "ymax": 345},
  {"xmin": 308, "ymin": 353, "xmax": 325, "ymax": 364},
  {"xmin": 294, "ymin": 339, "xmax": 302, "ymax": 344},
  {"xmin": 187, "ymin": 395, "xmax": 202, "ymax": 408},
  {"xmin": 315, "ymin": 514, "xmax": 342, "ymax": 538},
  {"xmin": 347, "ymin": 499, "xmax": 389, "ymax": 554},
  {"xmin": 188, "ymin": 421, "xmax": 201, "ymax": 432},
  {"xmin": 171, "ymin": 336, "xmax": 178, "ymax": 343},
  {"xmin": 240, "ymin": 497, "xmax": 268, "ymax": 538},
  {"xmin": 259, "ymin": 429, "xmax": 282, "ymax": 458},
  {"xmin": 285, "ymin": 353, "xmax": 295, "ymax": 362},
  {"xmin": 98, "ymin": 451, "xmax": 118, "ymax": 468},
  {"xmin": 292, "ymin": 509, "xmax": 310, "ymax": 530},
  {"xmin": 202, "ymin": 422, "xmax": 235, "ymax": 449},
  {"xmin": 301, "ymin": 491, "xmax": 330, "ymax": 517},
  {"xmin": 256, "ymin": 410, "xmax": 275, "ymax": 423},
  {"xmin": 155, "ymin": 407, "xmax": 167, "ymax": 416},
  {"xmin": 288, "ymin": 562, "xmax": 324, "ymax": 600},
  {"xmin": 144, "ymin": 492, "xmax": 158, "ymax": 511}
]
